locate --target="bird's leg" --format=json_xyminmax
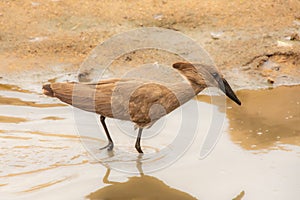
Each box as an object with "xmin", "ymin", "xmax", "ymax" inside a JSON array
[
  {"xmin": 100, "ymin": 116, "xmax": 114, "ymax": 151},
  {"xmin": 135, "ymin": 128, "xmax": 144, "ymax": 154}
]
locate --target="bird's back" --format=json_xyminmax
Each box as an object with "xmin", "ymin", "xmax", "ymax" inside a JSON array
[{"xmin": 43, "ymin": 77, "xmax": 200, "ymax": 127}]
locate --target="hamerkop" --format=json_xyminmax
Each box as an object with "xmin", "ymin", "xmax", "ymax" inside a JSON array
[{"xmin": 43, "ymin": 62, "xmax": 241, "ymax": 153}]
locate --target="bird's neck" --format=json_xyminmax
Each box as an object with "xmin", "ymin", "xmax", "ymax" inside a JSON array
[
  {"xmin": 182, "ymin": 75, "xmax": 207, "ymax": 95},
  {"xmin": 177, "ymin": 69, "xmax": 207, "ymax": 95},
  {"xmin": 189, "ymin": 81, "xmax": 206, "ymax": 95},
  {"xmin": 170, "ymin": 81, "xmax": 206, "ymax": 106}
]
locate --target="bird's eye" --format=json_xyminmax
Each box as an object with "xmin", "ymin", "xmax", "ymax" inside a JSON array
[{"xmin": 211, "ymin": 72, "xmax": 218, "ymax": 78}]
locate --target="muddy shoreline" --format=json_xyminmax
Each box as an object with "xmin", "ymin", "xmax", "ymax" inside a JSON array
[{"xmin": 1, "ymin": 0, "xmax": 300, "ymax": 91}]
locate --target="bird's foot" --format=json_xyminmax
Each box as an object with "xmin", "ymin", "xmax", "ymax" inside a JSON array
[
  {"xmin": 135, "ymin": 144, "xmax": 143, "ymax": 154},
  {"xmin": 100, "ymin": 142, "xmax": 114, "ymax": 151}
]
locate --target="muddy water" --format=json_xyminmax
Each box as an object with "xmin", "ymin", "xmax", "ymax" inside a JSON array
[
  {"xmin": 0, "ymin": 83, "xmax": 299, "ymax": 200},
  {"xmin": 227, "ymin": 86, "xmax": 300, "ymax": 151}
]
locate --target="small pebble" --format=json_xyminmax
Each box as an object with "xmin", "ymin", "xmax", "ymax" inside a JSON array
[
  {"xmin": 290, "ymin": 33, "xmax": 300, "ymax": 41},
  {"xmin": 78, "ymin": 72, "xmax": 90, "ymax": 82},
  {"xmin": 31, "ymin": 2, "xmax": 40, "ymax": 6},
  {"xmin": 277, "ymin": 40, "xmax": 293, "ymax": 47},
  {"xmin": 267, "ymin": 77, "xmax": 274, "ymax": 84},
  {"xmin": 125, "ymin": 56, "xmax": 132, "ymax": 61},
  {"xmin": 29, "ymin": 36, "xmax": 47, "ymax": 42},
  {"xmin": 153, "ymin": 14, "xmax": 163, "ymax": 21},
  {"xmin": 241, "ymin": 66, "xmax": 251, "ymax": 71},
  {"xmin": 210, "ymin": 31, "xmax": 223, "ymax": 40}
]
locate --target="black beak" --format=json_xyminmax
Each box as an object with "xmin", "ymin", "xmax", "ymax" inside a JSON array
[{"xmin": 219, "ymin": 78, "xmax": 241, "ymax": 105}]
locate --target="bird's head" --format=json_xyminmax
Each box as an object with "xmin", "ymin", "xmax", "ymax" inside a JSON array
[{"xmin": 173, "ymin": 62, "xmax": 241, "ymax": 105}]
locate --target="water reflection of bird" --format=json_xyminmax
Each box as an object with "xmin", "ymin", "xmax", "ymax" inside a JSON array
[
  {"xmin": 43, "ymin": 62, "xmax": 241, "ymax": 153},
  {"xmin": 87, "ymin": 155, "xmax": 197, "ymax": 200},
  {"xmin": 87, "ymin": 169, "xmax": 198, "ymax": 200}
]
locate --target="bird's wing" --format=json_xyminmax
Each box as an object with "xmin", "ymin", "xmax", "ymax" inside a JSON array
[{"xmin": 85, "ymin": 78, "xmax": 134, "ymax": 86}]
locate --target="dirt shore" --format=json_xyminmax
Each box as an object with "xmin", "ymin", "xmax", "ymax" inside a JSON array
[{"xmin": 0, "ymin": 0, "xmax": 300, "ymax": 89}]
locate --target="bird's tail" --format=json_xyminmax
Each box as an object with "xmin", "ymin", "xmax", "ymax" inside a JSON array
[
  {"xmin": 42, "ymin": 82, "xmax": 98, "ymax": 112},
  {"xmin": 42, "ymin": 84, "xmax": 54, "ymax": 97},
  {"xmin": 42, "ymin": 82, "xmax": 77, "ymax": 106}
]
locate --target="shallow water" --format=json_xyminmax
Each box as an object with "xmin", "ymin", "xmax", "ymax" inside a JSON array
[{"xmin": 0, "ymin": 83, "xmax": 299, "ymax": 200}]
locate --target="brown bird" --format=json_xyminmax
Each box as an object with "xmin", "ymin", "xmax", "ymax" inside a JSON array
[{"xmin": 43, "ymin": 62, "xmax": 241, "ymax": 153}]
